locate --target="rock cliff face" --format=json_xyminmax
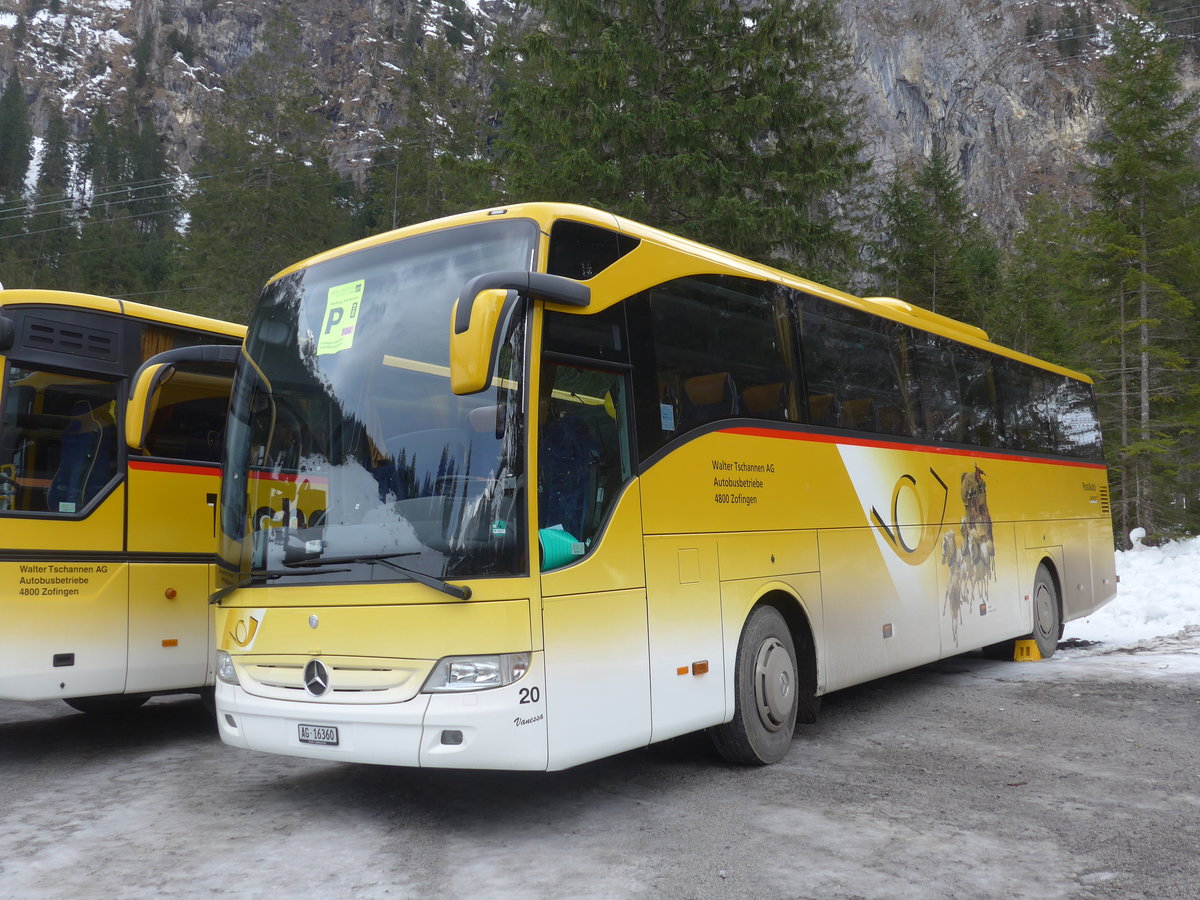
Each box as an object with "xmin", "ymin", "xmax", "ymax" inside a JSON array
[
  {"xmin": 841, "ymin": 0, "xmax": 1127, "ymax": 238},
  {"xmin": 0, "ymin": 0, "xmax": 1188, "ymax": 237}
]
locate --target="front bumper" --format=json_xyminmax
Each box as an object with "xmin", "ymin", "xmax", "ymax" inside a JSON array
[{"xmin": 215, "ymin": 653, "xmax": 548, "ymax": 769}]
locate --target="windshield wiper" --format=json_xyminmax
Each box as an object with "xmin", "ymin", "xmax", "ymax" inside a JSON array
[{"xmin": 281, "ymin": 552, "xmax": 472, "ymax": 600}]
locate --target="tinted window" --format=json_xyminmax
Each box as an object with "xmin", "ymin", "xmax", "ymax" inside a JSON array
[
  {"xmin": 547, "ymin": 220, "xmax": 639, "ymax": 281},
  {"xmin": 996, "ymin": 359, "xmax": 1102, "ymax": 460},
  {"xmin": 542, "ymin": 303, "xmax": 628, "ymax": 366},
  {"xmin": 1052, "ymin": 377, "xmax": 1103, "ymax": 460},
  {"xmin": 799, "ymin": 296, "xmax": 918, "ymax": 436},
  {"xmin": 0, "ymin": 366, "xmax": 120, "ymax": 515},
  {"xmin": 630, "ymin": 276, "xmax": 799, "ymax": 458}
]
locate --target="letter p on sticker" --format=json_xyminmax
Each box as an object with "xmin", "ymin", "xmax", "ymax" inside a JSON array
[{"xmin": 317, "ymin": 279, "xmax": 365, "ymax": 355}]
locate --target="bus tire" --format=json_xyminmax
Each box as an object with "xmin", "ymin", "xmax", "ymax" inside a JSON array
[
  {"xmin": 1029, "ymin": 564, "xmax": 1061, "ymax": 659},
  {"xmin": 63, "ymin": 694, "xmax": 150, "ymax": 715},
  {"xmin": 710, "ymin": 605, "xmax": 798, "ymax": 765}
]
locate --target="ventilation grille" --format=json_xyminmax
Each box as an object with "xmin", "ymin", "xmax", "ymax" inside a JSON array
[
  {"xmin": 22, "ymin": 316, "xmax": 119, "ymax": 362},
  {"xmin": 1099, "ymin": 486, "xmax": 1111, "ymax": 516},
  {"xmin": 238, "ymin": 658, "xmax": 426, "ymax": 704}
]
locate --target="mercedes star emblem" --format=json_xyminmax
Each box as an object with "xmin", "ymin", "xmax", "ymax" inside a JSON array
[{"xmin": 303, "ymin": 659, "xmax": 330, "ymax": 697}]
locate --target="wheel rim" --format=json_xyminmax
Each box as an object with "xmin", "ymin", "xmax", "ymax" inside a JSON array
[
  {"xmin": 754, "ymin": 636, "xmax": 794, "ymax": 732},
  {"xmin": 1033, "ymin": 582, "xmax": 1055, "ymax": 637}
]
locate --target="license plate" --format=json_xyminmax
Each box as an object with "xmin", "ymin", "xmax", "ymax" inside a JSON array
[{"xmin": 298, "ymin": 723, "xmax": 339, "ymax": 746}]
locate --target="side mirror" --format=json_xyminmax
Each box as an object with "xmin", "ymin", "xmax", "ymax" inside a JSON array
[
  {"xmin": 449, "ymin": 270, "xmax": 590, "ymax": 396},
  {"xmin": 450, "ymin": 289, "xmax": 515, "ymax": 395},
  {"xmin": 126, "ymin": 344, "xmax": 241, "ymax": 451},
  {"xmin": 126, "ymin": 362, "xmax": 173, "ymax": 451}
]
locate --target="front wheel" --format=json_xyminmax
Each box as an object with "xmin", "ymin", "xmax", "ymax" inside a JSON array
[{"xmin": 710, "ymin": 605, "xmax": 799, "ymax": 765}]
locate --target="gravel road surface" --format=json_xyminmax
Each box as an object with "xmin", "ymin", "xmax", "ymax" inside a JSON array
[{"xmin": 2, "ymin": 647, "xmax": 1197, "ymax": 899}]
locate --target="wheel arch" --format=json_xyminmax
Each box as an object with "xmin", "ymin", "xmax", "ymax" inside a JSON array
[{"xmin": 746, "ymin": 585, "xmax": 821, "ymax": 723}]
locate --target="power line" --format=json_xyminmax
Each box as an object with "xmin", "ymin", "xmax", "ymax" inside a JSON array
[
  {"xmin": 3, "ymin": 134, "xmax": 411, "ymax": 214},
  {"xmin": 0, "ymin": 137, "xmax": 413, "ymax": 234},
  {"xmin": 1022, "ymin": 9, "xmax": 1200, "ymax": 49}
]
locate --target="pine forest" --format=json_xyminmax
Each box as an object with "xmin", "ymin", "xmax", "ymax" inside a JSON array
[{"xmin": 1, "ymin": 0, "xmax": 1200, "ymax": 545}]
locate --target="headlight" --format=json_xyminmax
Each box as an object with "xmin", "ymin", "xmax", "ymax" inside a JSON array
[
  {"xmin": 421, "ymin": 652, "xmax": 529, "ymax": 693},
  {"xmin": 215, "ymin": 650, "xmax": 240, "ymax": 685}
]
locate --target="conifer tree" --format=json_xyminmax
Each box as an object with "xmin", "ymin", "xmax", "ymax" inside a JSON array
[
  {"xmin": 26, "ymin": 108, "xmax": 76, "ymax": 288},
  {"xmin": 997, "ymin": 193, "xmax": 1091, "ymax": 363},
  {"xmin": 360, "ymin": 4, "xmax": 494, "ymax": 234},
  {"xmin": 0, "ymin": 69, "xmax": 32, "ymax": 281},
  {"xmin": 70, "ymin": 110, "xmax": 181, "ymax": 299},
  {"xmin": 871, "ymin": 144, "xmax": 1000, "ymax": 329},
  {"xmin": 177, "ymin": 10, "xmax": 354, "ymax": 321},
  {"xmin": 0, "ymin": 70, "xmax": 31, "ymax": 202},
  {"xmin": 491, "ymin": 0, "xmax": 869, "ymax": 279},
  {"xmin": 1085, "ymin": 5, "xmax": 1200, "ymax": 540}
]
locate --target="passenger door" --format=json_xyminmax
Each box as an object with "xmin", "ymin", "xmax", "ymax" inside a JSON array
[
  {"xmin": 0, "ymin": 363, "xmax": 128, "ymax": 699},
  {"xmin": 537, "ymin": 350, "xmax": 650, "ymax": 769},
  {"xmin": 125, "ymin": 362, "xmax": 233, "ymax": 692}
]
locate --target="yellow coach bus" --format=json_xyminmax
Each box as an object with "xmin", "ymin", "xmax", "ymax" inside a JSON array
[
  {"xmin": 0, "ymin": 288, "xmax": 243, "ymax": 713},
  {"xmin": 212, "ymin": 203, "xmax": 1115, "ymax": 768}
]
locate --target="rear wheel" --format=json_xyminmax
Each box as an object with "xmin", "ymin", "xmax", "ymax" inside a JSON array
[
  {"xmin": 982, "ymin": 564, "xmax": 1062, "ymax": 661},
  {"xmin": 63, "ymin": 694, "xmax": 149, "ymax": 715},
  {"xmin": 710, "ymin": 605, "xmax": 799, "ymax": 765},
  {"xmin": 1029, "ymin": 564, "xmax": 1061, "ymax": 659}
]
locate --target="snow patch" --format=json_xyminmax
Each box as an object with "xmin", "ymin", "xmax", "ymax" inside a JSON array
[{"xmin": 1061, "ymin": 533, "xmax": 1200, "ymax": 668}]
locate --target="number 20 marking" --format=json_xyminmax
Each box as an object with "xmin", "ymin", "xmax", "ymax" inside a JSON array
[{"xmin": 519, "ymin": 686, "xmax": 540, "ymax": 704}]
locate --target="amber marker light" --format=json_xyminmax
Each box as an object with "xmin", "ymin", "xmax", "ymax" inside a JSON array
[
  {"xmin": 162, "ymin": 639, "xmax": 178, "ymax": 647},
  {"xmin": 164, "ymin": 588, "xmax": 177, "ymax": 599},
  {"xmin": 692, "ymin": 660, "xmax": 709, "ymax": 676}
]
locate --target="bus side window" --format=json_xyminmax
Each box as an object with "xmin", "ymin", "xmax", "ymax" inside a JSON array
[
  {"xmin": 0, "ymin": 366, "xmax": 120, "ymax": 515},
  {"xmin": 144, "ymin": 396, "xmax": 229, "ymax": 462},
  {"xmin": 642, "ymin": 276, "xmax": 800, "ymax": 439},
  {"xmin": 538, "ymin": 360, "xmax": 631, "ymax": 564},
  {"xmin": 798, "ymin": 296, "xmax": 918, "ymax": 437},
  {"xmin": 956, "ymin": 348, "xmax": 1001, "ymax": 447},
  {"xmin": 538, "ymin": 305, "xmax": 635, "ymax": 570},
  {"xmin": 680, "ymin": 372, "xmax": 738, "ymax": 428}
]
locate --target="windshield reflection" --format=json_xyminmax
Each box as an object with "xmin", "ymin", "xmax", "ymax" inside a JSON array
[{"xmin": 221, "ymin": 220, "xmax": 535, "ymax": 584}]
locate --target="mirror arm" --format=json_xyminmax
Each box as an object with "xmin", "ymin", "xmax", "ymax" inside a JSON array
[
  {"xmin": 129, "ymin": 343, "xmax": 242, "ymax": 389},
  {"xmin": 455, "ymin": 271, "xmax": 590, "ymax": 334}
]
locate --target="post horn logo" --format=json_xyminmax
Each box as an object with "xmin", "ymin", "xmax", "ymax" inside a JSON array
[{"xmin": 870, "ymin": 467, "xmax": 949, "ymax": 566}]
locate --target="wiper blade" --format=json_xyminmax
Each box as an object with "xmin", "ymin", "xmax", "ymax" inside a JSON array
[{"xmin": 282, "ymin": 552, "xmax": 472, "ymax": 600}]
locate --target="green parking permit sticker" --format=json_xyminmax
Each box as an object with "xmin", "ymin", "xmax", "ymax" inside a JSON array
[{"xmin": 317, "ymin": 280, "xmax": 365, "ymax": 355}]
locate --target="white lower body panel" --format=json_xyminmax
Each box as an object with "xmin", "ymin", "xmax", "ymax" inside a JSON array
[{"xmin": 216, "ymin": 654, "xmax": 548, "ymax": 770}]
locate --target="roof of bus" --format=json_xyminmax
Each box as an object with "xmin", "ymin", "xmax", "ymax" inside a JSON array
[
  {"xmin": 0, "ymin": 289, "xmax": 245, "ymax": 338},
  {"xmin": 266, "ymin": 202, "xmax": 1091, "ymax": 385}
]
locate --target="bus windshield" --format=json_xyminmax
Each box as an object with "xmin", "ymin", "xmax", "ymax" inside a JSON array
[{"xmin": 220, "ymin": 219, "xmax": 537, "ymax": 586}]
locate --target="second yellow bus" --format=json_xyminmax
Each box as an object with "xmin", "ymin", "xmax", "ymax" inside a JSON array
[{"xmin": 0, "ymin": 288, "xmax": 243, "ymax": 713}]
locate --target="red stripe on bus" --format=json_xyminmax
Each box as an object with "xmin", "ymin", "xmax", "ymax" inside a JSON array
[
  {"xmin": 719, "ymin": 426, "xmax": 1109, "ymax": 470},
  {"xmin": 128, "ymin": 459, "xmax": 220, "ymax": 477}
]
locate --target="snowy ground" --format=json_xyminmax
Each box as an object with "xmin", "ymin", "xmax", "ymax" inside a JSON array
[
  {"xmin": 1060, "ymin": 530, "xmax": 1200, "ymax": 676},
  {"xmin": 1, "ymin": 536, "xmax": 1198, "ymax": 899}
]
